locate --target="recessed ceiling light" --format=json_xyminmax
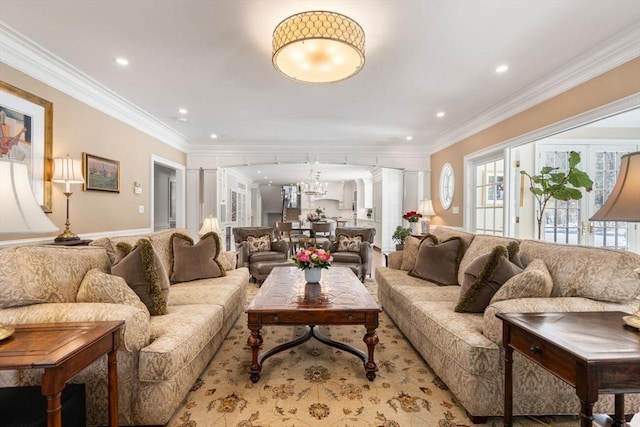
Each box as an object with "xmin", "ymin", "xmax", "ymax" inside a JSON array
[
  {"xmin": 210, "ymin": 134, "xmax": 218, "ymax": 139},
  {"xmin": 406, "ymin": 136, "xmax": 413, "ymax": 141},
  {"xmin": 177, "ymin": 117, "xmax": 188, "ymax": 122},
  {"xmin": 178, "ymin": 108, "xmax": 188, "ymax": 114},
  {"xmin": 115, "ymin": 57, "xmax": 129, "ymax": 66},
  {"xmin": 257, "ymin": 170, "xmax": 261, "ymax": 174},
  {"xmin": 496, "ymin": 64, "xmax": 509, "ymax": 73},
  {"xmin": 437, "ymin": 112, "xmax": 445, "ymax": 118}
]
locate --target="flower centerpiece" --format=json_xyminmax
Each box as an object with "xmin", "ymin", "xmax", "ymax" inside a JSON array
[
  {"xmin": 291, "ymin": 245, "xmax": 333, "ymax": 283},
  {"xmin": 307, "ymin": 212, "xmax": 320, "ymax": 222},
  {"xmin": 403, "ymin": 210, "xmax": 423, "ymax": 234}
]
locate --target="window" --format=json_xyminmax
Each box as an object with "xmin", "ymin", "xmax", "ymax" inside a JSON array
[{"xmin": 473, "ymin": 158, "xmax": 505, "ymax": 235}]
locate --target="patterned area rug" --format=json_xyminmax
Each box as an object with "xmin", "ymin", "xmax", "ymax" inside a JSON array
[{"xmin": 168, "ymin": 279, "xmax": 579, "ymax": 427}]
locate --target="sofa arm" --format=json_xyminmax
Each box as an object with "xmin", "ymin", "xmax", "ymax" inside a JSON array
[
  {"xmin": 271, "ymin": 239, "xmax": 289, "ymax": 254},
  {"xmin": 237, "ymin": 242, "xmax": 250, "ymax": 268},
  {"xmin": 360, "ymin": 242, "xmax": 373, "ymax": 278},
  {"xmin": 0, "ymin": 302, "xmax": 150, "ymax": 352},
  {"xmin": 483, "ymin": 297, "xmax": 639, "ymax": 346}
]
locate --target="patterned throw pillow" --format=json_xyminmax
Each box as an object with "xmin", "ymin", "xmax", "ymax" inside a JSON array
[
  {"xmin": 112, "ymin": 239, "xmax": 170, "ymax": 316},
  {"xmin": 247, "ymin": 234, "xmax": 272, "ymax": 253},
  {"xmin": 409, "ymin": 235, "xmax": 463, "ymax": 285},
  {"xmin": 76, "ymin": 268, "xmax": 150, "ymax": 318},
  {"xmin": 170, "ymin": 232, "xmax": 226, "ymax": 282},
  {"xmin": 400, "ymin": 236, "xmax": 422, "ymax": 271},
  {"xmin": 490, "ymin": 259, "xmax": 553, "ymax": 303},
  {"xmin": 455, "ymin": 246, "xmax": 523, "ymax": 313},
  {"xmin": 337, "ymin": 234, "xmax": 363, "ymax": 252}
]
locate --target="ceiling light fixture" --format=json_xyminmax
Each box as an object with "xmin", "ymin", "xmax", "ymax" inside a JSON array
[
  {"xmin": 210, "ymin": 134, "xmax": 218, "ymax": 139},
  {"xmin": 115, "ymin": 57, "xmax": 129, "ymax": 66},
  {"xmin": 272, "ymin": 10, "xmax": 365, "ymax": 84},
  {"xmin": 406, "ymin": 136, "xmax": 413, "ymax": 141},
  {"xmin": 496, "ymin": 64, "xmax": 509, "ymax": 73},
  {"xmin": 178, "ymin": 108, "xmax": 188, "ymax": 114},
  {"xmin": 298, "ymin": 169, "xmax": 328, "ymax": 196},
  {"xmin": 437, "ymin": 112, "xmax": 445, "ymax": 118}
]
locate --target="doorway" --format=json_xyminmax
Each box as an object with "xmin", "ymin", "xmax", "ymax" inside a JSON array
[{"xmin": 151, "ymin": 155, "xmax": 186, "ymax": 232}]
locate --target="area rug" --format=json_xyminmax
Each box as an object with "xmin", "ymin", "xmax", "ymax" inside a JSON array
[{"xmin": 168, "ymin": 280, "xmax": 579, "ymax": 427}]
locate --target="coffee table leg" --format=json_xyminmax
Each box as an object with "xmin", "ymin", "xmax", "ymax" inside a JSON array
[
  {"xmin": 504, "ymin": 345, "xmax": 513, "ymax": 427},
  {"xmin": 46, "ymin": 390, "xmax": 63, "ymax": 427},
  {"xmin": 613, "ymin": 394, "xmax": 624, "ymax": 427},
  {"xmin": 363, "ymin": 328, "xmax": 379, "ymax": 381},
  {"xmin": 247, "ymin": 326, "xmax": 263, "ymax": 383}
]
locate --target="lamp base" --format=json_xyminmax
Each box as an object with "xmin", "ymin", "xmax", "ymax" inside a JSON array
[{"xmin": 54, "ymin": 229, "xmax": 80, "ymax": 242}]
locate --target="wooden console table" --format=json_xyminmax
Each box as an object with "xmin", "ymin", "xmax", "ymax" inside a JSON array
[
  {"xmin": 0, "ymin": 321, "xmax": 123, "ymax": 427},
  {"xmin": 498, "ymin": 312, "xmax": 640, "ymax": 427}
]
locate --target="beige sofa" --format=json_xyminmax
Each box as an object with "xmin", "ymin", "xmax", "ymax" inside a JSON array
[
  {"xmin": 376, "ymin": 226, "xmax": 640, "ymax": 422},
  {"xmin": 0, "ymin": 228, "xmax": 249, "ymax": 426}
]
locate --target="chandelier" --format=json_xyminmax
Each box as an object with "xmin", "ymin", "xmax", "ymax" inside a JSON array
[
  {"xmin": 299, "ymin": 169, "xmax": 328, "ymax": 196},
  {"xmin": 272, "ymin": 10, "xmax": 365, "ymax": 84}
]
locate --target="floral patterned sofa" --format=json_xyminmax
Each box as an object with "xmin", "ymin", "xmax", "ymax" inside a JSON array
[
  {"xmin": 0, "ymin": 228, "xmax": 249, "ymax": 426},
  {"xmin": 376, "ymin": 226, "xmax": 640, "ymax": 422}
]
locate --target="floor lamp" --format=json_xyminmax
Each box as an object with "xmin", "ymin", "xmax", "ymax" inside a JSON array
[
  {"xmin": 52, "ymin": 154, "xmax": 84, "ymax": 242},
  {"xmin": 0, "ymin": 158, "xmax": 58, "ymax": 235}
]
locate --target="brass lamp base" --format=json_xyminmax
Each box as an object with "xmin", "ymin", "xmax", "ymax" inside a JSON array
[{"xmin": 54, "ymin": 228, "xmax": 80, "ymax": 242}]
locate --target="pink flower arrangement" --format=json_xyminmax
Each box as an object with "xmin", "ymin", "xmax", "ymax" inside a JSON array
[
  {"xmin": 306, "ymin": 212, "xmax": 320, "ymax": 222},
  {"xmin": 291, "ymin": 246, "xmax": 333, "ymax": 270},
  {"xmin": 403, "ymin": 211, "xmax": 423, "ymax": 222}
]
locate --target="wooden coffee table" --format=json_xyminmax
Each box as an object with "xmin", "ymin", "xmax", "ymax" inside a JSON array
[
  {"xmin": 0, "ymin": 321, "xmax": 123, "ymax": 427},
  {"xmin": 498, "ymin": 312, "xmax": 640, "ymax": 427},
  {"xmin": 246, "ymin": 266, "xmax": 382, "ymax": 383}
]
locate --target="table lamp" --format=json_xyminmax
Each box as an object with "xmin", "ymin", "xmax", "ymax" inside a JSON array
[
  {"xmin": 419, "ymin": 199, "xmax": 436, "ymax": 233},
  {"xmin": 52, "ymin": 154, "xmax": 84, "ymax": 242},
  {"xmin": 199, "ymin": 215, "xmax": 221, "ymax": 237},
  {"xmin": 0, "ymin": 158, "xmax": 58, "ymax": 234}
]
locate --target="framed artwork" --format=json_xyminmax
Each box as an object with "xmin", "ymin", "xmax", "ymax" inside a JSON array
[
  {"xmin": 0, "ymin": 81, "xmax": 53, "ymax": 212},
  {"xmin": 231, "ymin": 190, "xmax": 237, "ymax": 221},
  {"xmin": 484, "ymin": 173, "xmax": 504, "ymax": 206},
  {"xmin": 82, "ymin": 152, "xmax": 120, "ymax": 192}
]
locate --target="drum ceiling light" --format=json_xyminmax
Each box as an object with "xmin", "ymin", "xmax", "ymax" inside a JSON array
[{"xmin": 272, "ymin": 11, "xmax": 365, "ymax": 84}]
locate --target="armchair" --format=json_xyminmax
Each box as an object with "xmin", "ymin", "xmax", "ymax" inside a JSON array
[
  {"xmin": 322, "ymin": 227, "xmax": 375, "ymax": 282},
  {"xmin": 232, "ymin": 227, "xmax": 290, "ymax": 281}
]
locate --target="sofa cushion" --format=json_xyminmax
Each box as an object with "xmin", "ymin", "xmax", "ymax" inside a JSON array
[
  {"xmin": 249, "ymin": 250, "xmax": 286, "ymax": 262},
  {"xmin": 458, "ymin": 235, "xmax": 521, "ymax": 286},
  {"xmin": 218, "ymin": 251, "xmax": 237, "ymax": 271},
  {"xmin": 455, "ymin": 245, "xmax": 523, "ymax": 313},
  {"xmin": 331, "ymin": 251, "xmax": 361, "ymax": 264},
  {"xmin": 76, "ymin": 268, "xmax": 150, "ymax": 318},
  {"xmin": 336, "ymin": 234, "xmax": 363, "ymax": 252},
  {"xmin": 520, "ymin": 239, "xmax": 640, "ymax": 302},
  {"xmin": 409, "ymin": 236, "xmax": 462, "ymax": 285},
  {"xmin": 400, "ymin": 236, "xmax": 422, "ymax": 271},
  {"xmin": 112, "ymin": 240, "xmax": 170, "ymax": 316},
  {"xmin": 169, "ymin": 232, "xmax": 225, "ymax": 283},
  {"xmin": 168, "ymin": 281, "xmax": 242, "ymax": 320},
  {"xmin": 139, "ymin": 304, "xmax": 224, "ymax": 382},
  {"xmin": 0, "ymin": 246, "xmax": 110, "ymax": 308},
  {"xmin": 490, "ymin": 259, "xmax": 553, "ymax": 304},
  {"xmin": 431, "ymin": 226, "xmax": 475, "ymax": 254},
  {"xmin": 246, "ymin": 234, "xmax": 272, "ymax": 253}
]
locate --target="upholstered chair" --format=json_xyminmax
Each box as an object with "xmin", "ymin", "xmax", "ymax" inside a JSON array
[
  {"xmin": 322, "ymin": 227, "xmax": 376, "ymax": 282},
  {"xmin": 232, "ymin": 227, "xmax": 289, "ymax": 273}
]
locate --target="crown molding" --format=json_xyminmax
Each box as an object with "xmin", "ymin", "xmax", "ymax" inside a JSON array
[
  {"xmin": 0, "ymin": 23, "xmax": 190, "ymax": 152},
  {"xmin": 430, "ymin": 22, "xmax": 640, "ymax": 154}
]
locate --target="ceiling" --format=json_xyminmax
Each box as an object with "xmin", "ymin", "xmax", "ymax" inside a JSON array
[{"xmin": 1, "ymin": 0, "xmax": 639, "ymax": 185}]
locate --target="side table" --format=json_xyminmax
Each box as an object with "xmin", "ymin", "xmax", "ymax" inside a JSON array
[
  {"xmin": 0, "ymin": 321, "xmax": 123, "ymax": 427},
  {"xmin": 498, "ymin": 311, "xmax": 640, "ymax": 427}
]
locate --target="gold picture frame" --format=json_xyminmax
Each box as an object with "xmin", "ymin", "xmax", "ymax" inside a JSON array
[
  {"xmin": 82, "ymin": 152, "xmax": 120, "ymax": 192},
  {"xmin": 0, "ymin": 80, "xmax": 53, "ymax": 212}
]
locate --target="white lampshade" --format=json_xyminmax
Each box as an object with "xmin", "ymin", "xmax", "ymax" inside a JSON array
[
  {"xmin": 590, "ymin": 152, "xmax": 640, "ymax": 222},
  {"xmin": 199, "ymin": 215, "xmax": 221, "ymax": 237},
  {"xmin": 52, "ymin": 155, "xmax": 84, "ymax": 192},
  {"xmin": 0, "ymin": 158, "xmax": 58, "ymax": 234},
  {"xmin": 419, "ymin": 200, "xmax": 436, "ymax": 217}
]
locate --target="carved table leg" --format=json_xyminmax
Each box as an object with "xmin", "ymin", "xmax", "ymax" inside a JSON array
[
  {"xmin": 363, "ymin": 328, "xmax": 379, "ymax": 381},
  {"xmin": 579, "ymin": 399, "xmax": 594, "ymax": 427},
  {"xmin": 247, "ymin": 326, "xmax": 263, "ymax": 383},
  {"xmin": 613, "ymin": 394, "xmax": 625, "ymax": 427}
]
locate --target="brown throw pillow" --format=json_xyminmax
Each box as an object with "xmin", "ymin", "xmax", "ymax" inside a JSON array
[
  {"xmin": 490, "ymin": 259, "xmax": 553, "ymax": 303},
  {"xmin": 455, "ymin": 246, "xmax": 523, "ymax": 313},
  {"xmin": 337, "ymin": 234, "xmax": 363, "ymax": 252},
  {"xmin": 400, "ymin": 236, "xmax": 422, "ymax": 271},
  {"xmin": 170, "ymin": 232, "xmax": 226, "ymax": 283},
  {"xmin": 506, "ymin": 240, "xmax": 524, "ymax": 268},
  {"xmin": 112, "ymin": 239, "xmax": 170, "ymax": 316},
  {"xmin": 409, "ymin": 236, "xmax": 463, "ymax": 285},
  {"xmin": 246, "ymin": 234, "xmax": 272, "ymax": 253},
  {"xmin": 76, "ymin": 268, "xmax": 150, "ymax": 318}
]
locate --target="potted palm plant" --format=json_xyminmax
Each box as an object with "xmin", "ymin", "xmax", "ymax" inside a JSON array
[{"xmin": 392, "ymin": 226, "xmax": 412, "ymax": 250}]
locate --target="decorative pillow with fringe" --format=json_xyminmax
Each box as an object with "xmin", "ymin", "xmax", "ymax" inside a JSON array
[
  {"xmin": 409, "ymin": 234, "xmax": 463, "ymax": 285},
  {"xmin": 337, "ymin": 234, "xmax": 364, "ymax": 252},
  {"xmin": 455, "ymin": 245, "xmax": 523, "ymax": 313},
  {"xmin": 112, "ymin": 239, "xmax": 170, "ymax": 315},
  {"xmin": 170, "ymin": 232, "xmax": 226, "ymax": 282}
]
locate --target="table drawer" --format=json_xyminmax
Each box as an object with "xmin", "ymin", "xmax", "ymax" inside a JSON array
[
  {"xmin": 509, "ymin": 329, "xmax": 576, "ymax": 386},
  {"xmin": 256, "ymin": 311, "xmax": 368, "ymax": 324}
]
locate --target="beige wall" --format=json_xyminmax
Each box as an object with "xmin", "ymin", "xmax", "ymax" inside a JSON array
[
  {"xmin": 1, "ymin": 64, "xmax": 186, "ymax": 242},
  {"xmin": 431, "ymin": 57, "xmax": 640, "ymax": 227}
]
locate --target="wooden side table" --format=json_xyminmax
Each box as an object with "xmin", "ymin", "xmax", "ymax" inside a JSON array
[
  {"xmin": 0, "ymin": 321, "xmax": 123, "ymax": 427},
  {"xmin": 498, "ymin": 312, "xmax": 640, "ymax": 427}
]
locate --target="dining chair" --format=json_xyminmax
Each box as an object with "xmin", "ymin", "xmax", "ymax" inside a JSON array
[
  {"xmin": 275, "ymin": 221, "xmax": 301, "ymax": 254},
  {"xmin": 311, "ymin": 222, "xmax": 332, "ymax": 246}
]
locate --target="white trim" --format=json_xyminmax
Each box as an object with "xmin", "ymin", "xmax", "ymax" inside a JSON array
[
  {"xmin": 431, "ymin": 24, "xmax": 640, "ymax": 154},
  {"xmin": 0, "ymin": 23, "xmax": 189, "ymax": 153},
  {"xmin": 0, "ymin": 228, "xmax": 152, "ymax": 248},
  {"xmin": 151, "ymin": 155, "xmax": 186, "ymax": 231}
]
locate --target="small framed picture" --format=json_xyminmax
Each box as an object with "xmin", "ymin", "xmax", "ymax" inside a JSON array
[{"xmin": 82, "ymin": 152, "xmax": 120, "ymax": 192}]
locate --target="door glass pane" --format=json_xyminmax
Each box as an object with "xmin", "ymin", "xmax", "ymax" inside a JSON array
[{"xmin": 473, "ymin": 159, "xmax": 504, "ymax": 235}]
